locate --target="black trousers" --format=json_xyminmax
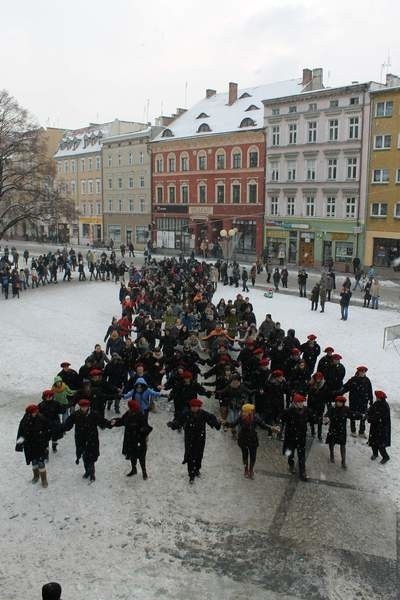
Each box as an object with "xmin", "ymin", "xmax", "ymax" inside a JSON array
[
  {"xmin": 83, "ymin": 456, "xmax": 95, "ymax": 477},
  {"xmin": 131, "ymin": 449, "xmax": 147, "ymax": 473},
  {"xmin": 371, "ymin": 445, "xmax": 389, "ymax": 459},
  {"xmin": 241, "ymin": 446, "xmax": 257, "ymax": 468},
  {"xmin": 350, "ymin": 416, "xmax": 366, "ymax": 434},
  {"xmin": 287, "ymin": 444, "xmax": 306, "ymax": 474}
]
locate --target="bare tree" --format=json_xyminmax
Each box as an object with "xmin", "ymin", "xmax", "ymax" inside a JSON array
[{"xmin": 0, "ymin": 89, "xmax": 76, "ymax": 240}]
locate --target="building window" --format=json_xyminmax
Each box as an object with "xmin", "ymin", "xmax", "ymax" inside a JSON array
[
  {"xmin": 239, "ymin": 118, "xmax": 255, "ymax": 128},
  {"xmin": 396, "ymin": 169, "xmax": 400, "ymax": 183},
  {"xmin": 371, "ymin": 203, "xmax": 388, "ymax": 217},
  {"xmin": 108, "ymin": 225, "xmax": 121, "ymax": 242},
  {"xmin": 347, "ymin": 157, "xmax": 358, "ymax": 179},
  {"xmin": 140, "ymin": 198, "xmax": 145, "ymax": 213},
  {"xmin": 232, "ymin": 184, "xmax": 240, "ymax": 204},
  {"xmin": 345, "ymin": 197, "xmax": 357, "ymax": 218},
  {"xmin": 306, "ymin": 196, "xmax": 315, "ymax": 217},
  {"xmin": 169, "ymin": 186, "xmax": 176, "ymax": 203},
  {"xmin": 248, "ymin": 183, "xmax": 257, "ymax": 204},
  {"xmin": 139, "ymin": 152, "xmax": 144, "ymax": 165},
  {"xmin": 88, "ymin": 180, "xmax": 94, "ymax": 194},
  {"xmin": 181, "ymin": 155, "xmax": 188, "ymax": 171},
  {"xmin": 181, "ymin": 185, "xmax": 189, "ymax": 204},
  {"xmin": 71, "ymin": 160, "xmax": 75, "ymax": 173},
  {"xmin": 161, "ymin": 129, "xmax": 173, "ymax": 138},
  {"xmin": 232, "ymin": 151, "xmax": 241, "ymax": 169},
  {"xmin": 108, "ymin": 199, "xmax": 112, "ymax": 212},
  {"xmin": 376, "ymin": 101, "xmax": 393, "ymax": 117},
  {"xmin": 88, "ymin": 158, "xmax": 93, "ymax": 170},
  {"xmin": 326, "ymin": 196, "xmax": 336, "ymax": 217},
  {"xmin": 89, "ymin": 204, "xmax": 94, "ymax": 216},
  {"xmin": 197, "ymin": 123, "xmax": 212, "ymax": 132},
  {"xmin": 81, "ymin": 159, "xmax": 85, "ymax": 172},
  {"xmin": 372, "ymin": 169, "xmax": 389, "ymax": 183},
  {"xmin": 350, "ymin": 96, "xmax": 359, "ymax": 105},
  {"xmin": 308, "ymin": 121, "xmax": 317, "ymax": 143},
  {"xmin": 82, "ymin": 204, "xmax": 86, "ymax": 215},
  {"xmin": 349, "ymin": 116, "xmax": 359, "ymax": 139},
  {"xmin": 129, "ymin": 177, "xmax": 134, "ymax": 189},
  {"xmin": 216, "ymin": 152, "xmax": 225, "ymax": 170},
  {"xmin": 327, "ymin": 158, "xmax": 337, "ymax": 180},
  {"xmin": 168, "ymin": 156, "xmax": 176, "ymax": 172},
  {"xmin": 198, "ymin": 185, "xmax": 206, "ymax": 204},
  {"xmin": 374, "ymin": 134, "xmax": 392, "ymax": 149},
  {"xmin": 329, "ymin": 119, "xmax": 339, "ymax": 141},
  {"xmin": 335, "ymin": 242, "xmax": 353, "ymax": 262},
  {"xmin": 270, "ymin": 196, "xmax": 279, "ymax": 216},
  {"xmin": 330, "ymin": 99, "xmax": 339, "ymax": 108},
  {"xmin": 118, "ymin": 199, "xmax": 123, "ymax": 212},
  {"xmin": 96, "ymin": 202, "xmax": 101, "ymax": 215},
  {"xmin": 271, "ymin": 162, "xmax": 279, "ymax": 182},
  {"xmin": 108, "ymin": 178, "xmax": 113, "ymax": 189},
  {"xmin": 216, "ymin": 184, "xmax": 225, "ymax": 204},
  {"xmin": 309, "ymin": 102, "xmax": 317, "ymax": 112},
  {"xmin": 118, "ymin": 177, "xmax": 123, "ymax": 189},
  {"xmin": 249, "ymin": 150, "xmax": 258, "ymax": 168},
  {"xmin": 96, "ymin": 179, "xmax": 101, "ymax": 193},
  {"xmin": 198, "ymin": 154, "xmax": 207, "ymax": 170},
  {"xmin": 289, "ymin": 106, "xmax": 297, "ymax": 113},
  {"xmin": 140, "ymin": 176, "xmax": 145, "ymax": 188},
  {"xmin": 287, "ymin": 161, "xmax": 296, "ymax": 181},
  {"xmin": 157, "ymin": 187, "xmax": 163, "ymax": 203},
  {"xmin": 136, "ymin": 226, "xmax": 148, "ymax": 244},
  {"xmin": 272, "ymin": 125, "xmax": 280, "ymax": 146},
  {"xmin": 287, "ymin": 197, "xmax": 295, "ymax": 216},
  {"xmin": 71, "ymin": 181, "xmax": 76, "ymax": 194},
  {"xmin": 156, "ymin": 156, "xmax": 163, "ymax": 172},
  {"xmin": 394, "ymin": 203, "xmax": 400, "ymax": 218},
  {"xmin": 64, "ymin": 160, "xmax": 68, "ymax": 173},
  {"xmin": 81, "ymin": 180, "xmax": 86, "ymax": 194},
  {"xmin": 129, "ymin": 199, "xmax": 134, "ymax": 212},
  {"xmin": 128, "ymin": 153, "xmax": 133, "ymax": 166},
  {"xmin": 306, "ymin": 159, "xmax": 316, "ymax": 181},
  {"xmin": 107, "ymin": 156, "xmax": 112, "ymax": 167},
  {"xmin": 288, "ymin": 123, "xmax": 297, "ymax": 144}
]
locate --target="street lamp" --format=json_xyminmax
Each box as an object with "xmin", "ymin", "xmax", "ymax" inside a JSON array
[{"xmin": 220, "ymin": 227, "xmax": 240, "ymax": 261}]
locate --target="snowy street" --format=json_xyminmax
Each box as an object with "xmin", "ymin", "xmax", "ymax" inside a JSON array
[{"xmin": 1, "ymin": 281, "xmax": 399, "ymax": 600}]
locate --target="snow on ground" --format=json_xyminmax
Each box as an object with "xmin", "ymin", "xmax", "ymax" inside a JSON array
[{"xmin": 0, "ymin": 281, "xmax": 399, "ymax": 600}]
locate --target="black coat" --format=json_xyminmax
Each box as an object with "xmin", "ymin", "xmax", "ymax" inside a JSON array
[
  {"xmin": 342, "ymin": 376, "xmax": 373, "ymax": 415},
  {"xmin": 57, "ymin": 368, "xmax": 81, "ymax": 390},
  {"xmin": 326, "ymin": 405, "xmax": 351, "ymax": 446},
  {"xmin": 307, "ymin": 381, "xmax": 331, "ymax": 417},
  {"xmin": 325, "ymin": 363, "xmax": 346, "ymax": 392},
  {"xmin": 232, "ymin": 415, "xmax": 269, "ymax": 449},
  {"xmin": 174, "ymin": 409, "xmax": 220, "ymax": 460},
  {"xmin": 281, "ymin": 406, "xmax": 311, "ymax": 453},
  {"xmin": 16, "ymin": 413, "xmax": 52, "ymax": 465},
  {"xmin": 63, "ymin": 409, "xmax": 112, "ymax": 462},
  {"xmin": 38, "ymin": 399, "xmax": 65, "ymax": 422},
  {"xmin": 368, "ymin": 400, "xmax": 391, "ymax": 448},
  {"xmin": 113, "ymin": 411, "xmax": 153, "ymax": 459},
  {"xmin": 300, "ymin": 342, "xmax": 321, "ymax": 371}
]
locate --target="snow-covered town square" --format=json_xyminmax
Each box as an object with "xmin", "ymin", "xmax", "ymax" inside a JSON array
[{"xmin": 1, "ymin": 252, "xmax": 399, "ymax": 600}]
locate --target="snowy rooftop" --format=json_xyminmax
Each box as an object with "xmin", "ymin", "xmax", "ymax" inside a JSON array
[
  {"xmin": 54, "ymin": 123, "xmax": 113, "ymax": 158},
  {"xmin": 153, "ymin": 78, "xmax": 308, "ymax": 141}
]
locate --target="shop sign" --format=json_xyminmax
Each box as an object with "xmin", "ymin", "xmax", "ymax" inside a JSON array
[
  {"xmin": 266, "ymin": 221, "xmax": 309, "ymax": 230},
  {"xmin": 155, "ymin": 205, "xmax": 188, "ymax": 214}
]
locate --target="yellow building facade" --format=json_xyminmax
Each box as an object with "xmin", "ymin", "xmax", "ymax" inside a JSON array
[{"xmin": 365, "ymin": 86, "xmax": 400, "ymax": 266}]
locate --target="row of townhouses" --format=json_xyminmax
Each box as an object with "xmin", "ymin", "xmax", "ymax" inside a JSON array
[{"xmin": 53, "ymin": 67, "xmax": 400, "ymax": 268}]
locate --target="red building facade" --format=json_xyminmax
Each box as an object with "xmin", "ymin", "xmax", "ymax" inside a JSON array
[{"xmin": 151, "ymin": 130, "xmax": 266, "ymax": 257}]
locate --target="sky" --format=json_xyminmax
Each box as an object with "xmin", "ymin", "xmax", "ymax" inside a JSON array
[{"xmin": 1, "ymin": 0, "xmax": 400, "ymax": 130}]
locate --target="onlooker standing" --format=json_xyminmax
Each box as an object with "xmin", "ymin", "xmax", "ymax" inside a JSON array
[
  {"xmin": 339, "ymin": 287, "xmax": 352, "ymax": 321},
  {"xmin": 250, "ymin": 264, "xmax": 257, "ymax": 287},
  {"xmin": 363, "ymin": 280, "xmax": 372, "ymax": 308},
  {"xmin": 297, "ymin": 268, "xmax": 308, "ymax": 298},
  {"xmin": 352, "ymin": 256, "xmax": 361, "ymax": 275},
  {"xmin": 319, "ymin": 282, "xmax": 326, "ymax": 313},
  {"xmin": 272, "ymin": 267, "xmax": 281, "ymax": 292},
  {"xmin": 310, "ymin": 283, "xmax": 320, "ymax": 311},
  {"xmin": 281, "ymin": 267, "xmax": 288, "ymax": 288},
  {"xmin": 241, "ymin": 267, "xmax": 249, "ymax": 293},
  {"xmin": 370, "ymin": 278, "xmax": 380, "ymax": 309}
]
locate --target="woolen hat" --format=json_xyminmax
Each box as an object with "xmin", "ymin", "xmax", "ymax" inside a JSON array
[
  {"xmin": 42, "ymin": 389, "xmax": 55, "ymax": 399},
  {"xmin": 259, "ymin": 358, "xmax": 270, "ymax": 366},
  {"xmin": 128, "ymin": 399, "xmax": 140, "ymax": 412},
  {"xmin": 314, "ymin": 372, "xmax": 324, "ymax": 381},
  {"xmin": 181, "ymin": 370, "xmax": 193, "ymax": 379},
  {"xmin": 78, "ymin": 399, "xmax": 90, "ymax": 408},
  {"xmin": 189, "ymin": 398, "xmax": 203, "ymax": 408},
  {"xmin": 307, "ymin": 334, "xmax": 317, "ymax": 341},
  {"xmin": 89, "ymin": 368, "xmax": 102, "ymax": 377},
  {"xmin": 356, "ymin": 366, "xmax": 368, "ymax": 372},
  {"xmin": 324, "ymin": 347, "xmax": 334, "ymax": 353},
  {"xmin": 60, "ymin": 361, "xmax": 71, "ymax": 368},
  {"xmin": 374, "ymin": 390, "xmax": 387, "ymax": 400},
  {"xmin": 272, "ymin": 369, "xmax": 284, "ymax": 378},
  {"xmin": 332, "ymin": 354, "xmax": 342, "ymax": 360},
  {"xmin": 334, "ymin": 395, "xmax": 347, "ymax": 403},
  {"xmin": 293, "ymin": 393, "xmax": 305, "ymax": 404},
  {"xmin": 241, "ymin": 403, "xmax": 255, "ymax": 413},
  {"xmin": 291, "ymin": 348, "xmax": 301, "ymax": 355},
  {"xmin": 25, "ymin": 404, "xmax": 39, "ymax": 414},
  {"xmin": 253, "ymin": 348, "xmax": 264, "ymax": 355}
]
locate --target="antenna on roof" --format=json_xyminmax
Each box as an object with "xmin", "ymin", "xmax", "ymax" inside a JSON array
[
  {"xmin": 146, "ymin": 99, "xmax": 150, "ymax": 123},
  {"xmin": 381, "ymin": 51, "xmax": 392, "ymax": 83},
  {"xmin": 161, "ymin": 100, "xmax": 164, "ymax": 116},
  {"xmin": 184, "ymin": 81, "xmax": 188, "ymax": 108}
]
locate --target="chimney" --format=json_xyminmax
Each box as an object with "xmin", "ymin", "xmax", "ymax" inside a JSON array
[
  {"xmin": 155, "ymin": 115, "xmax": 175, "ymax": 127},
  {"xmin": 175, "ymin": 108, "xmax": 187, "ymax": 116},
  {"xmin": 386, "ymin": 73, "xmax": 400, "ymax": 87},
  {"xmin": 302, "ymin": 68, "xmax": 312, "ymax": 86},
  {"xmin": 228, "ymin": 82, "xmax": 238, "ymax": 105},
  {"xmin": 311, "ymin": 68, "xmax": 324, "ymax": 90},
  {"xmin": 206, "ymin": 89, "xmax": 216, "ymax": 99}
]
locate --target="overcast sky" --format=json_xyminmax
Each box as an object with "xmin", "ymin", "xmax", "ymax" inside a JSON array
[{"xmin": 1, "ymin": 0, "xmax": 399, "ymax": 129}]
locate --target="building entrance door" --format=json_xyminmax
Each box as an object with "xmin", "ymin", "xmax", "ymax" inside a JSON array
[
  {"xmin": 323, "ymin": 241, "xmax": 332, "ymax": 266},
  {"xmin": 299, "ymin": 237, "xmax": 315, "ymax": 266}
]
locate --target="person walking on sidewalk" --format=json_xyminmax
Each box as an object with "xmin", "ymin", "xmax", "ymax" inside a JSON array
[
  {"xmin": 367, "ymin": 390, "xmax": 391, "ymax": 464},
  {"xmin": 370, "ymin": 278, "xmax": 380, "ymax": 309}
]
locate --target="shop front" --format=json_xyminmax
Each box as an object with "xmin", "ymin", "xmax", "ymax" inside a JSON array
[
  {"xmin": 79, "ymin": 216, "xmax": 103, "ymax": 246},
  {"xmin": 372, "ymin": 237, "xmax": 400, "ymax": 267},
  {"xmin": 153, "ymin": 205, "xmax": 189, "ymax": 251}
]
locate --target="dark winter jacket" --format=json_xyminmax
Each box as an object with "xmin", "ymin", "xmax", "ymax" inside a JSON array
[
  {"xmin": 342, "ymin": 375, "xmax": 373, "ymax": 415},
  {"xmin": 281, "ymin": 405, "xmax": 311, "ymax": 453},
  {"xmin": 16, "ymin": 413, "xmax": 52, "ymax": 465},
  {"xmin": 230, "ymin": 415, "xmax": 269, "ymax": 448},
  {"xmin": 63, "ymin": 409, "xmax": 112, "ymax": 462},
  {"xmin": 326, "ymin": 405, "xmax": 351, "ymax": 446},
  {"xmin": 113, "ymin": 410, "xmax": 153, "ymax": 459},
  {"xmin": 368, "ymin": 400, "xmax": 391, "ymax": 448}
]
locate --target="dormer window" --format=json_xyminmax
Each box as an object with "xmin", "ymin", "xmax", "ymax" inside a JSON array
[
  {"xmin": 196, "ymin": 112, "xmax": 210, "ymax": 119},
  {"xmin": 161, "ymin": 129, "xmax": 174, "ymax": 138},
  {"xmin": 239, "ymin": 118, "xmax": 256, "ymax": 128},
  {"xmin": 197, "ymin": 123, "xmax": 211, "ymax": 133},
  {"xmin": 239, "ymin": 92, "xmax": 251, "ymax": 99},
  {"xmin": 245, "ymin": 105, "xmax": 259, "ymax": 111}
]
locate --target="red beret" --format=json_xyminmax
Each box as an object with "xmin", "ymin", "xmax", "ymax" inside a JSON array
[
  {"xmin": 245, "ymin": 339, "xmax": 254, "ymax": 346},
  {"xmin": 272, "ymin": 369, "xmax": 284, "ymax": 378},
  {"xmin": 181, "ymin": 371, "xmax": 193, "ymax": 379},
  {"xmin": 89, "ymin": 368, "xmax": 102, "ymax": 377},
  {"xmin": 42, "ymin": 389, "xmax": 54, "ymax": 398},
  {"xmin": 128, "ymin": 399, "xmax": 140, "ymax": 412},
  {"xmin": 324, "ymin": 347, "xmax": 334, "ymax": 353},
  {"xmin": 259, "ymin": 358, "xmax": 270, "ymax": 366},
  {"xmin": 314, "ymin": 372, "xmax": 324, "ymax": 381},
  {"xmin": 334, "ymin": 395, "xmax": 347, "ymax": 403},
  {"xmin": 253, "ymin": 348, "xmax": 264, "ymax": 355},
  {"xmin": 60, "ymin": 362, "xmax": 71, "ymax": 368},
  {"xmin": 78, "ymin": 399, "xmax": 90, "ymax": 407},
  {"xmin": 25, "ymin": 404, "xmax": 39, "ymax": 414},
  {"xmin": 189, "ymin": 398, "xmax": 203, "ymax": 408},
  {"xmin": 293, "ymin": 393, "xmax": 306, "ymax": 404},
  {"xmin": 332, "ymin": 354, "xmax": 342, "ymax": 360},
  {"xmin": 356, "ymin": 366, "xmax": 368, "ymax": 372},
  {"xmin": 291, "ymin": 348, "xmax": 301, "ymax": 355},
  {"xmin": 307, "ymin": 334, "xmax": 317, "ymax": 341},
  {"xmin": 374, "ymin": 390, "xmax": 387, "ymax": 400}
]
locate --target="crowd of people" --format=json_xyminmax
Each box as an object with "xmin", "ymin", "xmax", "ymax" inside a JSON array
[{"xmin": 15, "ymin": 254, "xmax": 391, "ymax": 493}]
